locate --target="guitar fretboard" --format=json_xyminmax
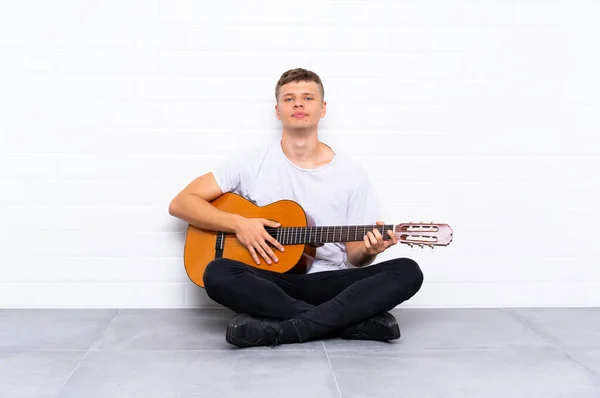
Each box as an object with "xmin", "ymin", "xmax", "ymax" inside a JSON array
[{"xmin": 263, "ymin": 225, "xmax": 394, "ymax": 245}]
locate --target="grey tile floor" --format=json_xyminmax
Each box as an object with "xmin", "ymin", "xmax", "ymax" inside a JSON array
[{"xmin": 1, "ymin": 308, "xmax": 600, "ymax": 398}]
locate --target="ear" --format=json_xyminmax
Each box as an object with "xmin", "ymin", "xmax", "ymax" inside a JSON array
[
  {"xmin": 320, "ymin": 100, "xmax": 327, "ymax": 118},
  {"xmin": 275, "ymin": 103, "xmax": 281, "ymax": 120}
]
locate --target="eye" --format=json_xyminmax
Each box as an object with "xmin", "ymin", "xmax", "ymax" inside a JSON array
[{"xmin": 306, "ymin": 97, "xmax": 313, "ymax": 100}]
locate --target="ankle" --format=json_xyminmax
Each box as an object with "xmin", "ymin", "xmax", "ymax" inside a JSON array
[{"xmin": 279, "ymin": 320, "xmax": 300, "ymax": 343}]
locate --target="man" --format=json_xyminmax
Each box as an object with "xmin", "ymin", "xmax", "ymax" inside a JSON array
[{"xmin": 169, "ymin": 68, "xmax": 424, "ymax": 348}]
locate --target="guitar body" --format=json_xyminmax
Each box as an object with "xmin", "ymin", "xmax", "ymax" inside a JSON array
[{"xmin": 184, "ymin": 194, "xmax": 316, "ymax": 288}]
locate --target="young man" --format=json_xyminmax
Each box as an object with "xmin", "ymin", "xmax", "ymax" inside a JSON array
[{"xmin": 169, "ymin": 68, "xmax": 424, "ymax": 348}]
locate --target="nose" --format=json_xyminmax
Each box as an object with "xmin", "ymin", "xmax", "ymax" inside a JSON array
[{"xmin": 293, "ymin": 99, "xmax": 304, "ymax": 108}]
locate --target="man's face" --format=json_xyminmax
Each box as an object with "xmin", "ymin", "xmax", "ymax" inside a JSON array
[{"xmin": 275, "ymin": 81, "xmax": 326, "ymax": 130}]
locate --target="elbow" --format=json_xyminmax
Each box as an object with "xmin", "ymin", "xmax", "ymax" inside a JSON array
[{"xmin": 168, "ymin": 198, "xmax": 180, "ymax": 217}]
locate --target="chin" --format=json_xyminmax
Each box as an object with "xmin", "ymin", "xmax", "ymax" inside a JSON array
[
  {"xmin": 286, "ymin": 123, "xmax": 315, "ymax": 130},
  {"xmin": 286, "ymin": 126, "xmax": 312, "ymax": 134}
]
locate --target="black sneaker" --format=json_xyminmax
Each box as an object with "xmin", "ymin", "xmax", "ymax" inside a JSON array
[
  {"xmin": 226, "ymin": 314, "xmax": 284, "ymax": 348},
  {"xmin": 340, "ymin": 312, "xmax": 401, "ymax": 341}
]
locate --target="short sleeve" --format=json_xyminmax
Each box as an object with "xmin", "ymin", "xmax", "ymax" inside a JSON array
[
  {"xmin": 211, "ymin": 150, "xmax": 251, "ymax": 196},
  {"xmin": 346, "ymin": 171, "xmax": 382, "ymax": 225}
]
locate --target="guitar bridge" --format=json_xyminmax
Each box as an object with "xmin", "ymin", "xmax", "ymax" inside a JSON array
[{"xmin": 214, "ymin": 231, "xmax": 225, "ymax": 259}]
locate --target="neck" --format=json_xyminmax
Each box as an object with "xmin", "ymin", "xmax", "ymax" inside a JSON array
[
  {"xmin": 281, "ymin": 130, "xmax": 329, "ymax": 169},
  {"xmin": 263, "ymin": 224, "xmax": 395, "ymax": 245}
]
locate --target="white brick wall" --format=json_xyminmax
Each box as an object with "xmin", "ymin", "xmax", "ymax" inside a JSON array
[{"xmin": 1, "ymin": 0, "xmax": 599, "ymax": 308}]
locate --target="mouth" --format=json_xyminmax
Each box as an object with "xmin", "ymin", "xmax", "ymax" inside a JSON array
[{"xmin": 292, "ymin": 112, "xmax": 308, "ymax": 119}]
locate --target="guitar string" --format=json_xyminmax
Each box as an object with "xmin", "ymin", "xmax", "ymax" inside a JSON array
[
  {"xmin": 222, "ymin": 225, "xmax": 399, "ymax": 244},
  {"xmin": 263, "ymin": 225, "xmax": 394, "ymax": 244}
]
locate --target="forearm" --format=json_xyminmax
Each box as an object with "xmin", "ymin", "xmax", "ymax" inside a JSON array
[
  {"xmin": 346, "ymin": 246, "xmax": 377, "ymax": 267},
  {"xmin": 169, "ymin": 194, "xmax": 242, "ymax": 233}
]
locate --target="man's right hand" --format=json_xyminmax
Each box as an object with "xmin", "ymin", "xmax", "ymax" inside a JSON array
[{"xmin": 233, "ymin": 216, "xmax": 285, "ymax": 265}]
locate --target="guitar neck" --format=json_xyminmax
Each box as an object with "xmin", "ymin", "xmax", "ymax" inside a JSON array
[{"xmin": 263, "ymin": 225, "xmax": 394, "ymax": 245}]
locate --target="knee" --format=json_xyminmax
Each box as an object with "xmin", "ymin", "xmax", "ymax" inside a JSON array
[
  {"xmin": 387, "ymin": 258, "xmax": 424, "ymax": 295},
  {"xmin": 409, "ymin": 259, "xmax": 424, "ymax": 294},
  {"xmin": 203, "ymin": 258, "xmax": 234, "ymax": 298}
]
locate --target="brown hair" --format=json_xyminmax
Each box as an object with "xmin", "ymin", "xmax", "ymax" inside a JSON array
[{"xmin": 275, "ymin": 68, "xmax": 325, "ymax": 102}]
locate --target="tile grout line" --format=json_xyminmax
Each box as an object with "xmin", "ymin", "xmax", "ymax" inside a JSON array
[
  {"xmin": 53, "ymin": 309, "xmax": 120, "ymax": 398},
  {"xmin": 322, "ymin": 341, "xmax": 343, "ymax": 398},
  {"xmin": 501, "ymin": 308, "xmax": 600, "ymax": 388}
]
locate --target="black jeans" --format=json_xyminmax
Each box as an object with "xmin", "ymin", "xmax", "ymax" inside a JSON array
[{"xmin": 203, "ymin": 257, "xmax": 424, "ymax": 343}]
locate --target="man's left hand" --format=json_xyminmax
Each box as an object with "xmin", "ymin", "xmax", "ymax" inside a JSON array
[{"xmin": 363, "ymin": 221, "xmax": 398, "ymax": 256}]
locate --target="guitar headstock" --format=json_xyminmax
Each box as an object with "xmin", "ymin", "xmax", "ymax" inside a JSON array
[{"xmin": 395, "ymin": 222, "xmax": 453, "ymax": 249}]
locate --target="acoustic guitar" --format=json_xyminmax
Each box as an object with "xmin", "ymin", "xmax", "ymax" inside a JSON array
[{"xmin": 184, "ymin": 193, "xmax": 453, "ymax": 287}]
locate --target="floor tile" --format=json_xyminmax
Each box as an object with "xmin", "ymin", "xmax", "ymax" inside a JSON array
[
  {"xmin": 565, "ymin": 349, "xmax": 600, "ymax": 381},
  {"xmin": 57, "ymin": 350, "xmax": 339, "ymax": 398},
  {"xmin": 0, "ymin": 351, "xmax": 85, "ymax": 398},
  {"xmin": 508, "ymin": 308, "xmax": 600, "ymax": 349},
  {"xmin": 324, "ymin": 308, "xmax": 549, "ymax": 351},
  {"xmin": 0, "ymin": 309, "xmax": 116, "ymax": 350},
  {"xmin": 93, "ymin": 308, "xmax": 324, "ymax": 351},
  {"xmin": 329, "ymin": 347, "xmax": 600, "ymax": 398}
]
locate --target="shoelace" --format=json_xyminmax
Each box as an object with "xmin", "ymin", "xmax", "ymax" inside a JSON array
[{"xmin": 263, "ymin": 325, "xmax": 283, "ymax": 348}]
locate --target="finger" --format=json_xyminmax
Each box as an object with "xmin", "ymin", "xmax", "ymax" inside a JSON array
[
  {"xmin": 372, "ymin": 226, "xmax": 383, "ymax": 239},
  {"xmin": 254, "ymin": 243, "xmax": 272, "ymax": 265},
  {"xmin": 265, "ymin": 234, "xmax": 285, "ymax": 253},
  {"xmin": 364, "ymin": 234, "xmax": 375, "ymax": 255},
  {"xmin": 388, "ymin": 229, "xmax": 398, "ymax": 244},
  {"xmin": 260, "ymin": 240, "xmax": 279, "ymax": 263},
  {"xmin": 263, "ymin": 219, "xmax": 281, "ymax": 228},
  {"xmin": 247, "ymin": 246, "xmax": 260, "ymax": 265},
  {"xmin": 371, "ymin": 229, "xmax": 385, "ymax": 252},
  {"xmin": 368, "ymin": 231, "xmax": 378, "ymax": 246},
  {"xmin": 371, "ymin": 229, "xmax": 382, "ymax": 245}
]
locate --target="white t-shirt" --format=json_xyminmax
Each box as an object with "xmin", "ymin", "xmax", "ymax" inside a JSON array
[{"xmin": 212, "ymin": 138, "xmax": 381, "ymax": 273}]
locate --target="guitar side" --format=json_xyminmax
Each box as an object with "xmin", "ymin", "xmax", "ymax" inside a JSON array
[{"xmin": 183, "ymin": 193, "xmax": 313, "ymax": 288}]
